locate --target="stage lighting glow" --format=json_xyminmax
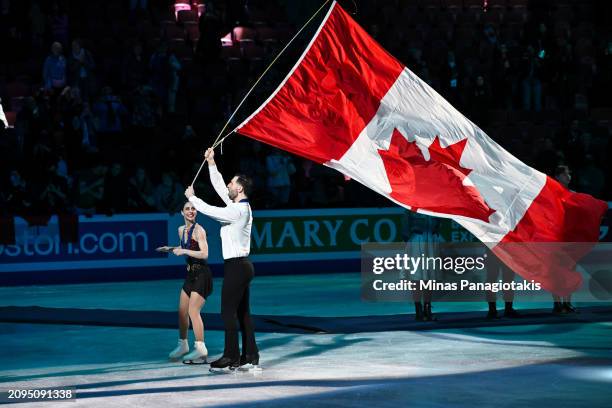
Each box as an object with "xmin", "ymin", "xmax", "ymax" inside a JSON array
[{"xmin": 564, "ymin": 367, "xmax": 612, "ymax": 383}]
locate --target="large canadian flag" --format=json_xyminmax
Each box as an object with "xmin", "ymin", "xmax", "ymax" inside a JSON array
[{"xmin": 236, "ymin": 2, "xmax": 607, "ymax": 295}]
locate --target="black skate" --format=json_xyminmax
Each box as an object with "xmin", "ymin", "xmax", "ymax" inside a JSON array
[
  {"xmin": 486, "ymin": 302, "xmax": 498, "ymax": 319},
  {"xmin": 414, "ymin": 302, "xmax": 424, "ymax": 321},
  {"xmin": 423, "ymin": 302, "xmax": 436, "ymax": 321},
  {"xmin": 238, "ymin": 353, "xmax": 262, "ymax": 372},
  {"xmin": 504, "ymin": 302, "xmax": 521, "ymax": 318},
  {"xmin": 208, "ymin": 356, "xmax": 240, "ymax": 373},
  {"xmin": 562, "ymin": 302, "xmax": 579, "ymax": 314}
]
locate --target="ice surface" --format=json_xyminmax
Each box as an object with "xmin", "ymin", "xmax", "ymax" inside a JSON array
[
  {"xmin": 1, "ymin": 322, "xmax": 610, "ymax": 407},
  {"xmin": 1, "ymin": 273, "xmax": 610, "ymax": 406}
]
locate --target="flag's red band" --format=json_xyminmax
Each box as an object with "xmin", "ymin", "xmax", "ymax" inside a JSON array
[{"xmin": 238, "ymin": 3, "xmax": 404, "ymax": 164}]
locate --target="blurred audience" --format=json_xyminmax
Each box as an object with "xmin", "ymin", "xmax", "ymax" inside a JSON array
[
  {"xmin": 154, "ymin": 172, "xmax": 184, "ymax": 213},
  {"xmin": 1, "ymin": 0, "xmax": 610, "ymax": 217},
  {"xmin": 42, "ymin": 41, "xmax": 66, "ymax": 91}
]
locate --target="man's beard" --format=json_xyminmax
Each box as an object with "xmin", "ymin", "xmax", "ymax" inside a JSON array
[{"xmin": 228, "ymin": 189, "xmax": 237, "ymax": 200}]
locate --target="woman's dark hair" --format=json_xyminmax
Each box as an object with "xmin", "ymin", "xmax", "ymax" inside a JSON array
[{"xmin": 235, "ymin": 174, "xmax": 253, "ymax": 197}]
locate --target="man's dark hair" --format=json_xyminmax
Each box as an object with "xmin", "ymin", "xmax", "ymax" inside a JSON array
[
  {"xmin": 554, "ymin": 165, "xmax": 570, "ymax": 178},
  {"xmin": 235, "ymin": 174, "xmax": 253, "ymax": 197}
]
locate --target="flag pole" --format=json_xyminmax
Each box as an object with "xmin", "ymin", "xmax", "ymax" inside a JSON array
[{"xmin": 190, "ymin": 0, "xmax": 332, "ymax": 186}]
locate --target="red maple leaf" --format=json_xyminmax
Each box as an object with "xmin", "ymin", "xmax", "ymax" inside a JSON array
[{"xmin": 378, "ymin": 129, "xmax": 495, "ymax": 222}]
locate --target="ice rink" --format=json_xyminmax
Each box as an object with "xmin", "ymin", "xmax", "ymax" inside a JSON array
[{"xmin": 1, "ymin": 273, "xmax": 611, "ymax": 407}]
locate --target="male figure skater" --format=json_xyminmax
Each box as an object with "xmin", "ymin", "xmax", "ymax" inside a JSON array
[{"xmin": 185, "ymin": 148, "xmax": 259, "ymax": 370}]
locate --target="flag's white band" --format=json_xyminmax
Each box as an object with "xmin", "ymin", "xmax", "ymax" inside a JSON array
[{"xmin": 327, "ymin": 68, "xmax": 547, "ymax": 245}]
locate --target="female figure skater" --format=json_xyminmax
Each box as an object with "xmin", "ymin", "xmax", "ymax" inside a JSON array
[{"xmin": 168, "ymin": 201, "xmax": 213, "ymax": 364}]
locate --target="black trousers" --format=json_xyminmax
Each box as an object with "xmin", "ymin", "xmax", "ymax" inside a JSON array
[
  {"xmin": 221, "ymin": 257, "xmax": 258, "ymax": 359},
  {"xmin": 485, "ymin": 251, "xmax": 515, "ymax": 302}
]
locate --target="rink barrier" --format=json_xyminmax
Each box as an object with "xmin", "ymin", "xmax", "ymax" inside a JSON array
[
  {"xmin": 1, "ymin": 205, "xmax": 610, "ymax": 285},
  {"xmin": 1, "ymin": 305, "xmax": 612, "ymax": 334}
]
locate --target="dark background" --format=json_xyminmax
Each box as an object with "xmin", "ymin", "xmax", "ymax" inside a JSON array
[{"xmin": 1, "ymin": 0, "xmax": 610, "ymax": 220}]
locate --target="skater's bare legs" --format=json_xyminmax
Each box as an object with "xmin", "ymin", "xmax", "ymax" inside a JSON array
[
  {"xmin": 188, "ymin": 292, "xmax": 206, "ymax": 342},
  {"xmin": 178, "ymin": 289, "xmax": 190, "ymax": 339}
]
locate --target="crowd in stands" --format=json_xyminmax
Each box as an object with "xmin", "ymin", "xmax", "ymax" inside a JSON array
[{"xmin": 1, "ymin": 0, "xmax": 611, "ymax": 219}]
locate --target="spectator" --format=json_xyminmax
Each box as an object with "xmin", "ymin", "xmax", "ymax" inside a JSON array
[
  {"xmin": 102, "ymin": 163, "xmax": 129, "ymax": 214},
  {"xmin": 129, "ymin": 0, "xmax": 147, "ymax": 11},
  {"xmin": 93, "ymin": 86, "xmax": 126, "ymax": 133},
  {"xmin": 519, "ymin": 46, "xmax": 544, "ymax": 112},
  {"xmin": 48, "ymin": 2, "xmax": 69, "ymax": 47},
  {"xmin": 75, "ymin": 164, "xmax": 106, "ymax": 215},
  {"xmin": 149, "ymin": 43, "xmax": 181, "ymax": 113},
  {"xmin": 324, "ymin": 172, "xmax": 345, "ymax": 206},
  {"xmin": 532, "ymin": 23, "xmax": 554, "ymax": 57},
  {"xmin": 549, "ymin": 40, "xmax": 576, "ymax": 109},
  {"xmin": 167, "ymin": 46, "xmax": 182, "ymax": 113},
  {"xmin": 55, "ymin": 150, "xmax": 70, "ymax": 182},
  {"xmin": 4, "ymin": 170, "xmax": 33, "ymax": 214},
  {"xmin": 128, "ymin": 166, "xmax": 155, "ymax": 212},
  {"xmin": 442, "ymin": 51, "xmax": 462, "ymax": 107},
  {"xmin": 67, "ymin": 39, "xmax": 96, "ymax": 100},
  {"xmin": 593, "ymin": 41, "xmax": 612, "ymax": 107},
  {"xmin": 122, "ymin": 42, "xmax": 149, "ymax": 90},
  {"xmin": 58, "ymin": 87, "xmax": 94, "ymax": 156},
  {"xmin": 408, "ymin": 48, "xmax": 431, "ymax": 86},
  {"xmin": 43, "ymin": 42, "xmax": 67, "ymax": 91},
  {"xmin": 238, "ymin": 141, "xmax": 266, "ymax": 196},
  {"xmin": 37, "ymin": 163, "xmax": 71, "ymax": 214},
  {"xmin": 73, "ymin": 101, "xmax": 98, "ymax": 153},
  {"xmin": 28, "ymin": 1, "xmax": 45, "ymax": 49},
  {"xmin": 15, "ymin": 96, "xmax": 49, "ymax": 160},
  {"xmin": 153, "ymin": 172, "xmax": 184, "ymax": 213},
  {"xmin": 555, "ymin": 165, "xmax": 572, "ymax": 189},
  {"xmin": 3, "ymin": 25, "xmax": 29, "ymax": 63},
  {"xmin": 293, "ymin": 159, "xmax": 315, "ymax": 207},
  {"xmin": 130, "ymin": 85, "xmax": 159, "ymax": 129},
  {"xmin": 310, "ymin": 165, "xmax": 344, "ymax": 207},
  {"xmin": 575, "ymin": 154, "xmax": 605, "ymax": 197},
  {"xmin": 181, "ymin": 124, "xmax": 197, "ymax": 143},
  {"xmin": 469, "ymin": 75, "xmax": 492, "ymax": 126},
  {"xmin": 480, "ymin": 23, "xmax": 498, "ymax": 68},
  {"xmin": 92, "ymin": 87, "xmax": 127, "ymax": 152},
  {"xmin": 534, "ymin": 137, "xmax": 558, "ymax": 176},
  {"xmin": 266, "ymin": 150, "xmax": 295, "ymax": 207},
  {"xmin": 150, "ymin": 43, "xmax": 171, "ymax": 110},
  {"xmin": 196, "ymin": 7, "xmax": 223, "ymax": 63},
  {"xmin": 493, "ymin": 44, "xmax": 517, "ymax": 109}
]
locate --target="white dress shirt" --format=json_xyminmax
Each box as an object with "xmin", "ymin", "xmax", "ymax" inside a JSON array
[{"xmin": 189, "ymin": 164, "xmax": 252, "ymax": 260}]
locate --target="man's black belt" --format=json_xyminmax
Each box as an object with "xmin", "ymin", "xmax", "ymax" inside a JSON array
[{"xmin": 224, "ymin": 256, "xmax": 249, "ymax": 264}]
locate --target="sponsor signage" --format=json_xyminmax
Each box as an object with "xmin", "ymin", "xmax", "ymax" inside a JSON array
[{"xmin": 1, "ymin": 204, "xmax": 610, "ymax": 280}]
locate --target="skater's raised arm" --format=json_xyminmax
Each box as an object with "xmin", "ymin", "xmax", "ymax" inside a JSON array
[
  {"xmin": 185, "ymin": 186, "xmax": 242, "ymax": 223},
  {"xmin": 205, "ymin": 148, "xmax": 231, "ymax": 205}
]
